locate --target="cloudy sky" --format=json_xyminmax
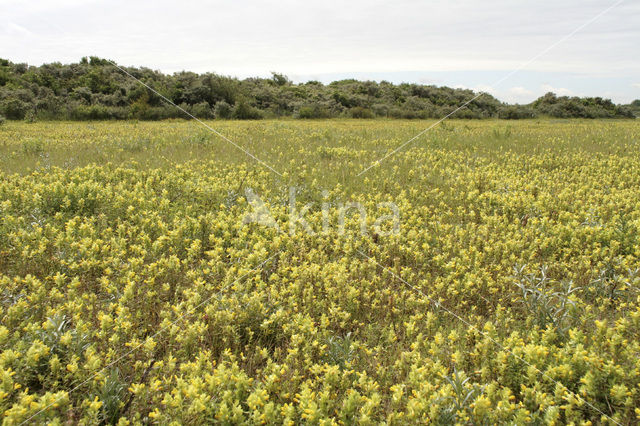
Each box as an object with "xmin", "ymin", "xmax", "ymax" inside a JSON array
[{"xmin": 1, "ymin": 0, "xmax": 639, "ymax": 103}]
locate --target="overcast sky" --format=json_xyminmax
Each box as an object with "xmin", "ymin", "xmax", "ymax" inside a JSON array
[{"xmin": 1, "ymin": 0, "xmax": 639, "ymax": 103}]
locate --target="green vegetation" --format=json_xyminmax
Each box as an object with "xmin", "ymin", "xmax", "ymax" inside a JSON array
[{"xmin": 0, "ymin": 57, "xmax": 636, "ymax": 121}]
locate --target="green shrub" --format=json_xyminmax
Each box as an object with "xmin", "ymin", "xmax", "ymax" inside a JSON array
[
  {"xmin": 70, "ymin": 105, "xmax": 125, "ymax": 120},
  {"xmin": 1, "ymin": 97, "xmax": 30, "ymax": 119},
  {"xmin": 233, "ymin": 101, "xmax": 262, "ymax": 120},
  {"xmin": 297, "ymin": 105, "xmax": 331, "ymax": 119},
  {"xmin": 214, "ymin": 100, "xmax": 232, "ymax": 119},
  {"xmin": 349, "ymin": 107, "xmax": 374, "ymax": 119},
  {"xmin": 191, "ymin": 101, "xmax": 213, "ymax": 119},
  {"xmin": 498, "ymin": 105, "xmax": 537, "ymax": 119}
]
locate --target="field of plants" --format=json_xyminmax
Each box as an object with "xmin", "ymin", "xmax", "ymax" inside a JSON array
[{"xmin": 1, "ymin": 119, "xmax": 640, "ymax": 424}]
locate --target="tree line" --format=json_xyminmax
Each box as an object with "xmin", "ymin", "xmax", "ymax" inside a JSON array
[{"xmin": 0, "ymin": 57, "xmax": 636, "ymax": 122}]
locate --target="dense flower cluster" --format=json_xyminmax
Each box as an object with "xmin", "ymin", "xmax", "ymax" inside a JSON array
[{"xmin": 1, "ymin": 119, "xmax": 640, "ymax": 424}]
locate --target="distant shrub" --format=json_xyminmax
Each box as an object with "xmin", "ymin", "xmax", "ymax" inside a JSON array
[
  {"xmin": 447, "ymin": 106, "xmax": 487, "ymax": 119},
  {"xmin": 191, "ymin": 101, "xmax": 213, "ymax": 119},
  {"xmin": 388, "ymin": 107, "xmax": 405, "ymax": 119},
  {"xmin": 139, "ymin": 106, "xmax": 181, "ymax": 120},
  {"xmin": 132, "ymin": 106, "xmax": 180, "ymax": 120},
  {"xmin": 532, "ymin": 92, "xmax": 631, "ymax": 118},
  {"xmin": 498, "ymin": 105, "xmax": 537, "ymax": 119},
  {"xmin": 233, "ymin": 101, "xmax": 262, "ymax": 120},
  {"xmin": 214, "ymin": 101, "xmax": 233, "ymax": 119},
  {"xmin": 0, "ymin": 58, "xmax": 634, "ymax": 121},
  {"xmin": 71, "ymin": 86, "xmax": 93, "ymax": 103},
  {"xmin": 297, "ymin": 105, "xmax": 331, "ymax": 119},
  {"xmin": 615, "ymin": 106, "xmax": 635, "ymax": 118},
  {"xmin": 349, "ymin": 106, "xmax": 374, "ymax": 119},
  {"xmin": 70, "ymin": 105, "xmax": 123, "ymax": 120},
  {"xmin": 371, "ymin": 103, "xmax": 389, "ymax": 117},
  {"xmin": 270, "ymin": 72, "xmax": 290, "ymax": 87},
  {"xmin": 1, "ymin": 97, "xmax": 30, "ymax": 119},
  {"xmin": 129, "ymin": 93, "xmax": 150, "ymax": 119},
  {"xmin": 0, "ymin": 114, "xmax": 5, "ymax": 125}
]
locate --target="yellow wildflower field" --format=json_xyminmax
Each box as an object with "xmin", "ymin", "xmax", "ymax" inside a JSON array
[{"xmin": 1, "ymin": 119, "xmax": 640, "ymax": 424}]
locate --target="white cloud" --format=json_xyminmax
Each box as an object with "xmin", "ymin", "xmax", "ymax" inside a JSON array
[
  {"xmin": 0, "ymin": 0, "xmax": 638, "ymax": 77},
  {"xmin": 419, "ymin": 77, "xmax": 439, "ymax": 85},
  {"xmin": 540, "ymin": 84, "xmax": 574, "ymax": 96},
  {"xmin": 452, "ymin": 84, "xmax": 497, "ymax": 95},
  {"xmin": 509, "ymin": 86, "xmax": 534, "ymax": 96},
  {"xmin": 474, "ymin": 84, "xmax": 497, "ymax": 94},
  {"xmin": 633, "ymin": 83, "xmax": 640, "ymax": 89},
  {"xmin": 497, "ymin": 86, "xmax": 537, "ymax": 104}
]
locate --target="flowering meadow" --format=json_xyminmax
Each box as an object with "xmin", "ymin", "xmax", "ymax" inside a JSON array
[{"xmin": 1, "ymin": 119, "xmax": 640, "ymax": 424}]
